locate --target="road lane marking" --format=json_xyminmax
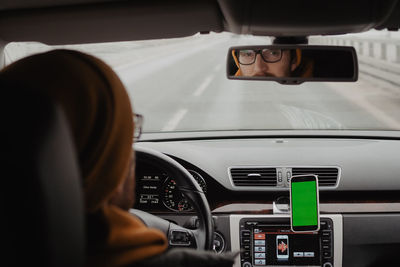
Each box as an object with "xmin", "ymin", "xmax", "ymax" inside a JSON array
[
  {"xmin": 193, "ymin": 75, "xmax": 213, "ymax": 97},
  {"xmin": 161, "ymin": 109, "xmax": 188, "ymax": 131},
  {"xmin": 214, "ymin": 64, "xmax": 222, "ymax": 72}
]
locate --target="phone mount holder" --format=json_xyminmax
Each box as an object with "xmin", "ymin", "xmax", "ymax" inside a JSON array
[{"xmin": 273, "ymin": 196, "xmax": 290, "ymax": 214}]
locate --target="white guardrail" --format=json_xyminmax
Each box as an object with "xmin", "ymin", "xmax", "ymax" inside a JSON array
[{"xmin": 311, "ymin": 36, "xmax": 400, "ymax": 87}]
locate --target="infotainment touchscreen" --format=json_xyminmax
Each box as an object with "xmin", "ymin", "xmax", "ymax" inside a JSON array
[
  {"xmin": 252, "ymin": 225, "xmax": 320, "ymax": 266},
  {"xmin": 239, "ymin": 218, "xmax": 334, "ymax": 267}
]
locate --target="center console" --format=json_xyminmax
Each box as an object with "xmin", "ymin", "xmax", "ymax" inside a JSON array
[{"xmin": 230, "ymin": 215, "xmax": 342, "ymax": 267}]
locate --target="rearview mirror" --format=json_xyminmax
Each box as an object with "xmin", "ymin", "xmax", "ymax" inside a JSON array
[{"xmin": 227, "ymin": 45, "xmax": 358, "ymax": 84}]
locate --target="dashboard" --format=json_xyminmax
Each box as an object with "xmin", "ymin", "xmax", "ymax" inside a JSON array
[{"xmin": 134, "ymin": 135, "xmax": 400, "ymax": 267}]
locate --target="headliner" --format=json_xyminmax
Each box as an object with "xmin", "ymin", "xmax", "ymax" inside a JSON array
[{"xmin": 0, "ymin": 0, "xmax": 399, "ymax": 45}]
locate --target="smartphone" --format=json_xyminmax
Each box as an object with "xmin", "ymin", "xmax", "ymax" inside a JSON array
[
  {"xmin": 276, "ymin": 235, "xmax": 289, "ymax": 260},
  {"xmin": 290, "ymin": 174, "xmax": 320, "ymax": 232}
]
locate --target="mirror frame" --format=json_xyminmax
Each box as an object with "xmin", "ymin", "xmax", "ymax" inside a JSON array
[{"xmin": 226, "ymin": 45, "xmax": 358, "ymax": 84}]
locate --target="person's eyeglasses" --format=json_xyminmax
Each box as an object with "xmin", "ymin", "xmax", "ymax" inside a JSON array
[
  {"xmin": 133, "ymin": 113, "xmax": 143, "ymax": 139},
  {"xmin": 237, "ymin": 49, "xmax": 282, "ymax": 65}
]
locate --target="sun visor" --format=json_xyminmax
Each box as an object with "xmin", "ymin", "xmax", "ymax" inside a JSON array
[{"xmin": 218, "ymin": 0, "xmax": 399, "ymax": 36}]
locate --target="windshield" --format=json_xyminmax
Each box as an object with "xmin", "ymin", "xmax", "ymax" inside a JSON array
[{"xmin": 5, "ymin": 30, "xmax": 400, "ymax": 133}]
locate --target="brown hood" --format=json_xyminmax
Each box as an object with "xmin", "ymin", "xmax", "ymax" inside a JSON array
[{"xmin": 0, "ymin": 49, "xmax": 167, "ymax": 266}]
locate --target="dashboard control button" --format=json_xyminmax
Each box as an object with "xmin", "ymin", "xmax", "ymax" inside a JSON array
[
  {"xmin": 254, "ymin": 233, "xmax": 265, "ymax": 239},
  {"xmin": 293, "ymin": 252, "xmax": 304, "ymax": 257},
  {"xmin": 304, "ymin": 252, "xmax": 315, "ymax": 257},
  {"xmin": 322, "ymin": 244, "xmax": 331, "ymax": 250},
  {"xmin": 243, "ymin": 262, "xmax": 252, "ymax": 267},
  {"xmin": 254, "ymin": 240, "xmax": 265, "ymax": 246},
  {"xmin": 254, "ymin": 253, "xmax": 265, "ymax": 259},
  {"xmin": 254, "ymin": 246, "xmax": 265, "ymax": 252},
  {"xmin": 242, "ymin": 251, "xmax": 250, "ymax": 258},
  {"xmin": 278, "ymin": 171, "xmax": 283, "ymax": 182},
  {"xmin": 241, "ymin": 230, "xmax": 251, "ymax": 237},
  {"xmin": 323, "ymin": 262, "xmax": 333, "ymax": 267},
  {"xmin": 322, "ymin": 230, "xmax": 332, "ymax": 237},
  {"xmin": 242, "ymin": 238, "xmax": 250, "ymax": 244},
  {"xmin": 254, "ymin": 259, "xmax": 266, "ymax": 265},
  {"xmin": 169, "ymin": 230, "xmax": 191, "ymax": 246},
  {"xmin": 323, "ymin": 251, "xmax": 332, "ymax": 258},
  {"xmin": 320, "ymin": 221, "xmax": 332, "ymax": 230},
  {"xmin": 286, "ymin": 171, "xmax": 291, "ymax": 182}
]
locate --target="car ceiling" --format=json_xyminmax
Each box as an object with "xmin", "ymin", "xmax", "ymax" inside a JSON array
[{"xmin": 0, "ymin": 0, "xmax": 399, "ymax": 45}]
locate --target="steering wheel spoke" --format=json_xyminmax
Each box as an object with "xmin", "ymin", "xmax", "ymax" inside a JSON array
[
  {"xmin": 130, "ymin": 208, "xmax": 202, "ymax": 250},
  {"xmin": 168, "ymin": 223, "xmax": 197, "ymax": 248}
]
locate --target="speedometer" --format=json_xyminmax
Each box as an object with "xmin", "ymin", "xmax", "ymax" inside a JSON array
[{"xmin": 162, "ymin": 170, "xmax": 207, "ymax": 212}]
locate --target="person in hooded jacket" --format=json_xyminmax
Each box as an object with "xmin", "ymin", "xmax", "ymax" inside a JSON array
[{"xmin": 0, "ymin": 49, "xmax": 237, "ymax": 267}]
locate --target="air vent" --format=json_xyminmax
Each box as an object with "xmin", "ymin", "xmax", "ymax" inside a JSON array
[
  {"xmin": 292, "ymin": 167, "xmax": 339, "ymax": 187},
  {"xmin": 230, "ymin": 168, "xmax": 277, "ymax": 186}
]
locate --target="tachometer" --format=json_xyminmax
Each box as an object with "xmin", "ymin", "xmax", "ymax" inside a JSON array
[{"xmin": 162, "ymin": 170, "xmax": 207, "ymax": 212}]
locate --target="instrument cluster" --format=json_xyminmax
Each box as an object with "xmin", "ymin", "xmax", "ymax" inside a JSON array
[{"xmin": 135, "ymin": 167, "xmax": 207, "ymax": 212}]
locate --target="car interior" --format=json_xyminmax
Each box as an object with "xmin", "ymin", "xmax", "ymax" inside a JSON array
[{"xmin": 2, "ymin": 1, "xmax": 400, "ymax": 267}]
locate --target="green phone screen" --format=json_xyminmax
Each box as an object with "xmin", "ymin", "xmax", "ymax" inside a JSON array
[{"xmin": 291, "ymin": 180, "xmax": 318, "ymax": 227}]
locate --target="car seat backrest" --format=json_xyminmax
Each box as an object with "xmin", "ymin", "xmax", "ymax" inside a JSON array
[{"xmin": 1, "ymin": 82, "xmax": 85, "ymax": 267}]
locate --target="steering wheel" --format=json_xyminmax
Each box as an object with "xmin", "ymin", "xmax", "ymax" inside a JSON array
[{"xmin": 130, "ymin": 145, "xmax": 214, "ymax": 250}]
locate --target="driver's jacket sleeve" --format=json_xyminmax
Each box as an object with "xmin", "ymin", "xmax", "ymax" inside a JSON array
[
  {"xmin": 134, "ymin": 248, "xmax": 239, "ymax": 267},
  {"xmin": 87, "ymin": 206, "xmax": 168, "ymax": 267}
]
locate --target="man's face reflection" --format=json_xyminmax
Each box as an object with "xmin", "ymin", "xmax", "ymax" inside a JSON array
[{"xmin": 238, "ymin": 49, "xmax": 297, "ymax": 77}]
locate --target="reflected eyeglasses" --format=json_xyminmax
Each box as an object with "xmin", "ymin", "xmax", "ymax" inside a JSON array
[
  {"xmin": 133, "ymin": 113, "xmax": 143, "ymax": 139},
  {"xmin": 237, "ymin": 49, "xmax": 283, "ymax": 65}
]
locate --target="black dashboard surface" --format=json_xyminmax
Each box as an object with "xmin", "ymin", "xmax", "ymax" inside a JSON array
[{"xmin": 134, "ymin": 153, "xmax": 400, "ymax": 214}]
